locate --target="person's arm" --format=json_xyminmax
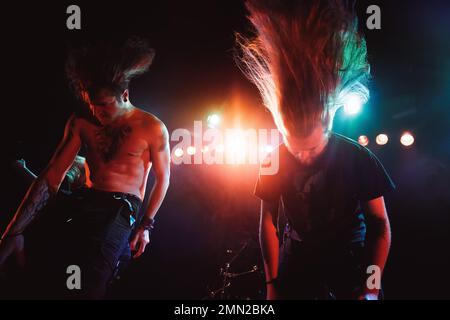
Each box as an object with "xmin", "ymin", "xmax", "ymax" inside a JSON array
[
  {"xmin": 359, "ymin": 196, "xmax": 392, "ymax": 300},
  {"xmin": 130, "ymin": 121, "xmax": 170, "ymax": 258},
  {"xmin": 0, "ymin": 115, "xmax": 81, "ymax": 264},
  {"xmin": 260, "ymin": 200, "xmax": 280, "ymax": 300}
]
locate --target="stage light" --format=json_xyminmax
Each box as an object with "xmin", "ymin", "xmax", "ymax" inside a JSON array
[
  {"xmin": 376, "ymin": 134, "xmax": 389, "ymax": 146},
  {"xmin": 230, "ymin": 142, "xmax": 247, "ymax": 157},
  {"xmin": 174, "ymin": 148, "xmax": 184, "ymax": 158},
  {"xmin": 401, "ymin": 132, "xmax": 415, "ymax": 147},
  {"xmin": 263, "ymin": 145, "xmax": 274, "ymax": 154},
  {"xmin": 216, "ymin": 144, "xmax": 225, "ymax": 153},
  {"xmin": 226, "ymin": 132, "xmax": 248, "ymax": 163},
  {"xmin": 207, "ymin": 113, "xmax": 221, "ymax": 129},
  {"xmin": 201, "ymin": 146, "xmax": 210, "ymax": 153},
  {"xmin": 343, "ymin": 93, "xmax": 364, "ymax": 116},
  {"xmin": 358, "ymin": 135, "xmax": 369, "ymax": 147},
  {"xmin": 187, "ymin": 146, "xmax": 196, "ymax": 155}
]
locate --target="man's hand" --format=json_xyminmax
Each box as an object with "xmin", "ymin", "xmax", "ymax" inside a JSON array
[
  {"xmin": 0, "ymin": 235, "xmax": 25, "ymax": 267},
  {"xmin": 129, "ymin": 228, "xmax": 150, "ymax": 259}
]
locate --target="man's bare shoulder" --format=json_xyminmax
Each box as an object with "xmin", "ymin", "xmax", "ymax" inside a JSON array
[
  {"xmin": 134, "ymin": 108, "xmax": 167, "ymax": 133},
  {"xmin": 70, "ymin": 113, "xmax": 104, "ymax": 135},
  {"xmin": 64, "ymin": 113, "xmax": 83, "ymax": 133},
  {"xmin": 133, "ymin": 108, "xmax": 169, "ymax": 147},
  {"xmin": 68, "ymin": 113, "xmax": 94, "ymax": 129}
]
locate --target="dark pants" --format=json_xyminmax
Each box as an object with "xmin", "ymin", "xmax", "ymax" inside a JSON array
[
  {"xmin": 277, "ymin": 228, "xmax": 367, "ymax": 300},
  {"xmin": 28, "ymin": 188, "xmax": 142, "ymax": 299}
]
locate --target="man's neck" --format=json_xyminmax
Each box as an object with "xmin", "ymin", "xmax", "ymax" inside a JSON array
[{"xmin": 110, "ymin": 105, "xmax": 135, "ymax": 125}]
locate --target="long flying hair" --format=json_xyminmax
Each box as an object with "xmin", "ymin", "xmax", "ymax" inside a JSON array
[
  {"xmin": 66, "ymin": 37, "xmax": 155, "ymax": 100},
  {"xmin": 236, "ymin": 0, "xmax": 370, "ymax": 137}
]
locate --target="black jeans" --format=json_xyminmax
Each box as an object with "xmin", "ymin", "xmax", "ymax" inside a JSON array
[
  {"xmin": 49, "ymin": 188, "xmax": 142, "ymax": 299},
  {"xmin": 277, "ymin": 227, "xmax": 367, "ymax": 300}
]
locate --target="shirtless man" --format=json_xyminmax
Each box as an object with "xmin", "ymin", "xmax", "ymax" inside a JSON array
[{"xmin": 0, "ymin": 38, "xmax": 170, "ymax": 299}]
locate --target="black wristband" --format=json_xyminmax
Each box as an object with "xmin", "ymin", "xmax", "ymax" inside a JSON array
[{"xmin": 139, "ymin": 217, "xmax": 155, "ymax": 231}]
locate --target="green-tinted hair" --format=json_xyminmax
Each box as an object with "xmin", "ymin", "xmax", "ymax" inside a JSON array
[{"xmin": 236, "ymin": 0, "xmax": 370, "ymax": 137}]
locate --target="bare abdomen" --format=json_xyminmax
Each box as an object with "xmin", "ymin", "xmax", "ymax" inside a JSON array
[{"xmin": 86, "ymin": 158, "xmax": 150, "ymax": 200}]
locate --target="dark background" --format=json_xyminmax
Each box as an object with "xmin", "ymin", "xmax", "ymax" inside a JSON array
[{"xmin": 1, "ymin": 0, "xmax": 449, "ymax": 299}]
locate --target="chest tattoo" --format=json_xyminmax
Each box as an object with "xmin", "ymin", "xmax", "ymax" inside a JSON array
[{"xmin": 95, "ymin": 124, "xmax": 132, "ymax": 162}]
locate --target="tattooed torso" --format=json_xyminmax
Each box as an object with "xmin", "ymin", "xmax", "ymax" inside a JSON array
[
  {"xmin": 95, "ymin": 124, "xmax": 133, "ymax": 163},
  {"xmin": 78, "ymin": 108, "xmax": 162, "ymax": 199},
  {"xmin": 1, "ymin": 108, "xmax": 169, "ymax": 242}
]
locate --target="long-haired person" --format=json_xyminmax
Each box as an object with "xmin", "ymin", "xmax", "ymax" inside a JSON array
[
  {"xmin": 0, "ymin": 37, "xmax": 170, "ymax": 299},
  {"xmin": 236, "ymin": 0, "xmax": 395, "ymax": 300}
]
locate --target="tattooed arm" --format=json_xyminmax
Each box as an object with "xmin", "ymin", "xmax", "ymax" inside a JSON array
[
  {"xmin": 130, "ymin": 120, "xmax": 170, "ymax": 258},
  {"xmin": 0, "ymin": 115, "xmax": 81, "ymax": 264}
]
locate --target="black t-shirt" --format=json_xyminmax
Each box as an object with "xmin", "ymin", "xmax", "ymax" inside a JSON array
[{"xmin": 254, "ymin": 133, "xmax": 395, "ymax": 248}]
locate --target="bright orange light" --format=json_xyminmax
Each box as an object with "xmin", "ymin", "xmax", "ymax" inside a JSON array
[
  {"xmin": 201, "ymin": 146, "xmax": 210, "ymax": 153},
  {"xmin": 174, "ymin": 148, "xmax": 184, "ymax": 158},
  {"xmin": 226, "ymin": 131, "xmax": 248, "ymax": 163},
  {"xmin": 263, "ymin": 145, "xmax": 274, "ymax": 154},
  {"xmin": 376, "ymin": 134, "xmax": 389, "ymax": 146},
  {"xmin": 187, "ymin": 146, "xmax": 196, "ymax": 155},
  {"xmin": 358, "ymin": 135, "xmax": 369, "ymax": 147},
  {"xmin": 216, "ymin": 144, "xmax": 225, "ymax": 153},
  {"xmin": 401, "ymin": 132, "xmax": 415, "ymax": 147}
]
